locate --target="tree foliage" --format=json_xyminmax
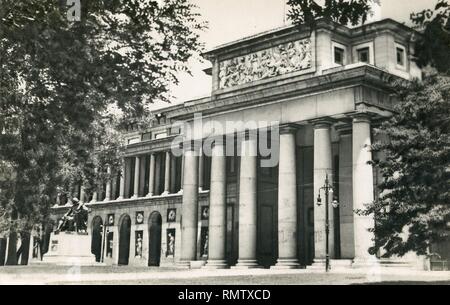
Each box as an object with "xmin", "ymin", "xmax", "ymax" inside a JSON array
[
  {"xmin": 362, "ymin": 75, "xmax": 450, "ymax": 257},
  {"xmin": 411, "ymin": 0, "xmax": 450, "ymax": 75},
  {"xmin": 0, "ymin": 0, "xmax": 205, "ymax": 264},
  {"xmin": 287, "ymin": 0, "xmax": 380, "ymax": 28}
]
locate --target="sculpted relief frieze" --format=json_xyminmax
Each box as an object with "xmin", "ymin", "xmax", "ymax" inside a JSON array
[{"xmin": 218, "ymin": 38, "xmax": 312, "ymax": 89}]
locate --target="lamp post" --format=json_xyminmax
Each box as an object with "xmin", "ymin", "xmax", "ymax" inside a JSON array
[{"xmin": 316, "ymin": 174, "xmax": 339, "ymax": 272}]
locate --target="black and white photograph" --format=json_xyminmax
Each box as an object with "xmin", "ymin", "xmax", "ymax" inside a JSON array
[{"xmin": 0, "ymin": 0, "xmax": 449, "ymax": 293}]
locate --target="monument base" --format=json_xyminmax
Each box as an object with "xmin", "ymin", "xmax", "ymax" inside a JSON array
[{"xmin": 42, "ymin": 232, "xmax": 97, "ymax": 266}]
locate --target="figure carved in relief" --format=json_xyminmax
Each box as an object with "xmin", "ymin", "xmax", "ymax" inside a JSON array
[
  {"xmin": 287, "ymin": 42, "xmax": 300, "ymax": 68},
  {"xmin": 218, "ymin": 38, "xmax": 312, "ymax": 89},
  {"xmin": 298, "ymin": 39, "xmax": 312, "ymax": 69},
  {"xmin": 219, "ymin": 62, "xmax": 228, "ymax": 88},
  {"xmin": 259, "ymin": 50, "xmax": 274, "ymax": 79}
]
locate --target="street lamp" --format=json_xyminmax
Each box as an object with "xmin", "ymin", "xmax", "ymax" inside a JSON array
[{"xmin": 316, "ymin": 174, "xmax": 339, "ymax": 272}]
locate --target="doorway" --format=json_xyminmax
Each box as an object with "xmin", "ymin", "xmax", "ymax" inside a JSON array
[
  {"xmin": 148, "ymin": 212, "xmax": 162, "ymax": 266},
  {"xmin": 118, "ymin": 215, "xmax": 131, "ymax": 265},
  {"xmin": 91, "ymin": 216, "xmax": 103, "ymax": 262}
]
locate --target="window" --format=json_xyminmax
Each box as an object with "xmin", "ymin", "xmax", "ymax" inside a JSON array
[
  {"xmin": 127, "ymin": 137, "xmax": 140, "ymax": 144},
  {"xmin": 332, "ymin": 42, "xmax": 347, "ymax": 66},
  {"xmin": 169, "ymin": 126, "xmax": 181, "ymax": 135},
  {"xmin": 352, "ymin": 42, "xmax": 374, "ymax": 65},
  {"xmin": 396, "ymin": 48, "xmax": 404, "ymax": 65},
  {"xmin": 334, "ymin": 47, "xmax": 345, "ymax": 65},
  {"xmin": 357, "ymin": 47, "xmax": 370, "ymax": 63},
  {"xmin": 141, "ymin": 132, "xmax": 152, "ymax": 141},
  {"xmin": 395, "ymin": 43, "xmax": 407, "ymax": 68},
  {"xmin": 154, "ymin": 132, "xmax": 167, "ymax": 139}
]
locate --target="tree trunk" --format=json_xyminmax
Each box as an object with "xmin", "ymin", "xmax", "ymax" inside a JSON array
[
  {"xmin": 5, "ymin": 232, "xmax": 18, "ymax": 265},
  {"xmin": 40, "ymin": 223, "xmax": 53, "ymax": 258},
  {"xmin": 18, "ymin": 231, "xmax": 30, "ymax": 265},
  {"xmin": 0, "ymin": 238, "xmax": 7, "ymax": 266}
]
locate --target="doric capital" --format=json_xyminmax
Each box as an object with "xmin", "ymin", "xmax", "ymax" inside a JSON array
[
  {"xmin": 310, "ymin": 117, "xmax": 335, "ymax": 129},
  {"xmin": 279, "ymin": 123, "xmax": 300, "ymax": 135},
  {"xmin": 351, "ymin": 112, "xmax": 372, "ymax": 124}
]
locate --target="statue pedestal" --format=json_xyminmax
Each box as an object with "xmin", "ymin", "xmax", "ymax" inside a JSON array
[{"xmin": 43, "ymin": 232, "xmax": 97, "ymax": 266}]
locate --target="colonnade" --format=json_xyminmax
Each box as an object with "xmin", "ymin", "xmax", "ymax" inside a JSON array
[{"xmin": 179, "ymin": 114, "xmax": 376, "ymax": 268}]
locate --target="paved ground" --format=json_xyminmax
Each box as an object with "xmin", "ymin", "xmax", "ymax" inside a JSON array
[{"xmin": 0, "ymin": 265, "xmax": 449, "ymax": 285}]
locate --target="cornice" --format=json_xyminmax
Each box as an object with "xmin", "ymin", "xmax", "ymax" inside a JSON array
[{"xmin": 168, "ymin": 65, "xmax": 399, "ymax": 121}]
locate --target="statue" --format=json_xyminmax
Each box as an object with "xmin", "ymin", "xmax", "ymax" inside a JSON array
[
  {"xmin": 135, "ymin": 233, "xmax": 143, "ymax": 258},
  {"xmin": 167, "ymin": 232, "xmax": 175, "ymax": 256},
  {"xmin": 56, "ymin": 198, "xmax": 91, "ymax": 233}
]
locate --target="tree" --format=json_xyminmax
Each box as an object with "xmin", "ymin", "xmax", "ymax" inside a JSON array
[
  {"xmin": 362, "ymin": 1, "xmax": 450, "ymax": 258},
  {"xmin": 411, "ymin": 0, "xmax": 450, "ymax": 75},
  {"xmin": 363, "ymin": 75, "xmax": 450, "ymax": 257},
  {"xmin": 0, "ymin": 0, "xmax": 205, "ymax": 265},
  {"xmin": 287, "ymin": 0, "xmax": 380, "ymax": 28}
]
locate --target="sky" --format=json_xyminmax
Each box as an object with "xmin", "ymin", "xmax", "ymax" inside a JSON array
[{"xmin": 159, "ymin": 0, "xmax": 436, "ymax": 110}]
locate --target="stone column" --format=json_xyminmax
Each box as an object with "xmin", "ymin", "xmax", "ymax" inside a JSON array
[
  {"xmin": 336, "ymin": 125, "xmax": 354, "ymax": 259},
  {"xmin": 179, "ymin": 142, "xmax": 199, "ymax": 267},
  {"xmin": 170, "ymin": 154, "xmax": 177, "ymax": 193},
  {"xmin": 352, "ymin": 113, "xmax": 376, "ymax": 266},
  {"xmin": 124, "ymin": 158, "xmax": 132, "ymax": 198},
  {"xmin": 198, "ymin": 146, "xmax": 204, "ymax": 191},
  {"xmin": 139, "ymin": 155, "xmax": 146, "ymax": 196},
  {"xmin": 79, "ymin": 185, "xmax": 86, "ymax": 203},
  {"xmin": 178, "ymin": 155, "xmax": 185, "ymax": 194},
  {"xmin": 131, "ymin": 156, "xmax": 140, "ymax": 199},
  {"xmin": 273, "ymin": 125, "xmax": 300, "ymax": 269},
  {"xmin": 117, "ymin": 162, "xmax": 125, "ymax": 200},
  {"xmin": 162, "ymin": 151, "xmax": 171, "ymax": 195},
  {"xmin": 205, "ymin": 138, "xmax": 228, "ymax": 269},
  {"xmin": 90, "ymin": 189, "xmax": 98, "ymax": 204},
  {"xmin": 313, "ymin": 118, "xmax": 335, "ymax": 265},
  {"xmin": 154, "ymin": 154, "xmax": 161, "ymax": 195},
  {"xmin": 90, "ymin": 168, "xmax": 98, "ymax": 204},
  {"xmin": 104, "ymin": 166, "xmax": 112, "ymax": 202},
  {"xmin": 234, "ymin": 131, "xmax": 260, "ymax": 268},
  {"xmin": 146, "ymin": 153, "xmax": 156, "ymax": 197}
]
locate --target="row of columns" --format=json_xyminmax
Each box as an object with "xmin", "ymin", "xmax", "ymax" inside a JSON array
[
  {"xmin": 75, "ymin": 149, "xmax": 200, "ymax": 204},
  {"xmin": 179, "ymin": 113, "xmax": 375, "ymax": 269},
  {"xmin": 81, "ymin": 150, "xmax": 191, "ymax": 203}
]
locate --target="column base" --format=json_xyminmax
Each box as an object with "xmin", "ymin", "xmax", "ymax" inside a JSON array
[
  {"xmin": 130, "ymin": 195, "xmax": 138, "ymax": 199},
  {"xmin": 145, "ymin": 193, "xmax": 153, "ymax": 198},
  {"xmin": 177, "ymin": 189, "xmax": 183, "ymax": 195},
  {"xmin": 231, "ymin": 259, "xmax": 262, "ymax": 269},
  {"xmin": 103, "ymin": 198, "xmax": 111, "ymax": 202},
  {"xmin": 176, "ymin": 260, "xmax": 192, "ymax": 269},
  {"xmin": 308, "ymin": 259, "xmax": 327, "ymax": 270},
  {"xmin": 203, "ymin": 259, "xmax": 229, "ymax": 269},
  {"xmin": 271, "ymin": 258, "xmax": 300, "ymax": 269},
  {"xmin": 90, "ymin": 200, "xmax": 97, "ymax": 204},
  {"xmin": 352, "ymin": 257, "xmax": 380, "ymax": 269},
  {"xmin": 161, "ymin": 191, "xmax": 170, "ymax": 196},
  {"xmin": 116, "ymin": 196, "xmax": 124, "ymax": 201}
]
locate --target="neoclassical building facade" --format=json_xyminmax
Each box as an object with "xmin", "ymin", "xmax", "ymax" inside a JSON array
[{"xmin": 46, "ymin": 18, "xmax": 431, "ymax": 269}]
